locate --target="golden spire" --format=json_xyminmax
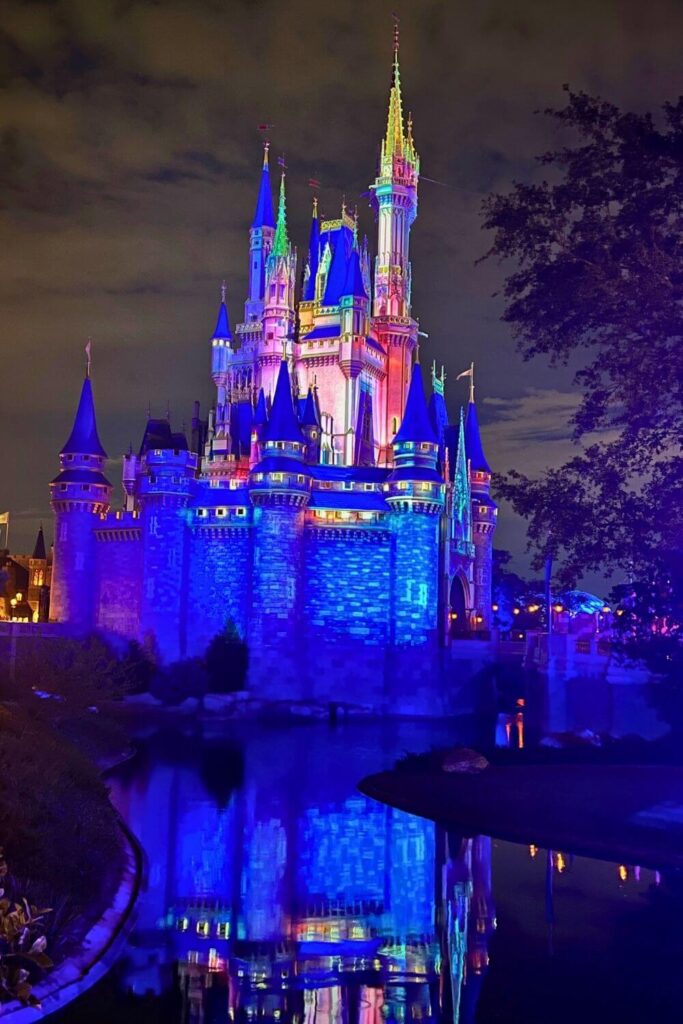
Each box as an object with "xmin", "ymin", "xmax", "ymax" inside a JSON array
[{"xmin": 384, "ymin": 19, "xmax": 405, "ymax": 161}]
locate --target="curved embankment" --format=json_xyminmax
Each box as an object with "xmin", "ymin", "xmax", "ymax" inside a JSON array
[
  {"xmin": 3, "ymin": 816, "xmax": 144, "ymax": 1021},
  {"xmin": 360, "ymin": 763, "xmax": 683, "ymax": 870}
]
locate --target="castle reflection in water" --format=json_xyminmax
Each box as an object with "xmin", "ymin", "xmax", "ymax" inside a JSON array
[{"xmin": 108, "ymin": 726, "xmax": 494, "ymax": 1023}]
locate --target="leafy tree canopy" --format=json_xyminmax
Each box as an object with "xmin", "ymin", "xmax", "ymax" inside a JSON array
[{"xmin": 482, "ymin": 89, "xmax": 683, "ymax": 588}]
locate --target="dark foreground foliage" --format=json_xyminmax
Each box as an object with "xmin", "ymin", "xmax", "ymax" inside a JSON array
[{"xmin": 0, "ymin": 706, "xmax": 125, "ymax": 966}]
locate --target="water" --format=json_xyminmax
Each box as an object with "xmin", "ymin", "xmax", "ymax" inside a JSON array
[{"xmin": 53, "ymin": 703, "xmax": 683, "ymax": 1023}]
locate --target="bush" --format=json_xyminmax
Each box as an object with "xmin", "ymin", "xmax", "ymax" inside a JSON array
[
  {"xmin": 205, "ymin": 621, "xmax": 249, "ymax": 694},
  {"xmin": 149, "ymin": 658, "xmax": 208, "ymax": 706}
]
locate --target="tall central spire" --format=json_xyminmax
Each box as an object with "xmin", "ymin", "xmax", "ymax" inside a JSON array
[
  {"xmin": 272, "ymin": 172, "xmax": 289, "ymax": 258},
  {"xmin": 384, "ymin": 26, "xmax": 405, "ymax": 160}
]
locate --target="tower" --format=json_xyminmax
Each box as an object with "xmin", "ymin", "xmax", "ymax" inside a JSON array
[
  {"xmin": 245, "ymin": 143, "xmax": 276, "ymax": 323},
  {"xmin": 371, "ymin": 29, "xmax": 420, "ymax": 461},
  {"xmin": 27, "ymin": 524, "xmax": 50, "ymax": 622},
  {"xmin": 261, "ymin": 174, "xmax": 297, "ymax": 400},
  {"xmin": 210, "ymin": 280, "xmax": 234, "ymax": 450},
  {"xmin": 249, "ymin": 358, "xmax": 311, "ymax": 693},
  {"xmin": 386, "ymin": 360, "xmax": 445, "ymax": 645},
  {"xmin": 464, "ymin": 380, "xmax": 497, "ymax": 631},
  {"xmin": 50, "ymin": 371, "xmax": 112, "ymax": 628},
  {"xmin": 137, "ymin": 421, "xmax": 197, "ymax": 661}
]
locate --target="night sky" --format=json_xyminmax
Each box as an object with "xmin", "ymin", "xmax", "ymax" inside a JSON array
[{"xmin": 2, "ymin": 0, "xmax": 682, "ymax": 579}]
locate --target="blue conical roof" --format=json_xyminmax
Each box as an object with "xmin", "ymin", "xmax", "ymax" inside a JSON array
[
  {"xmin": 301, "ymin": 387, "xmax": 320, "ymax": 427},
  {"xmin": 212, "ymin": 284, "xmax": 232, "ymax": 340},
  {"xmin": 465, "ymin": 400, "xmax": 492, "ymax": 473},
  {"xmin": 252, "ymin": 149, "xmax": 275, "ymax": 229},
  {"xmin": 342, "ymin": 248, "xmax": 367, "ymax": 299},
  {"xmin": 60, "ymin": 377, "xmax": 107, "ymax": 458},
  {"xmin": 322, "ymin": 231, "xmax": 351, "ymax": 306},
  {"xmin": 254, "ymin": 387, "xmax": 268, "ymax": 426},
  {"xmin": 303, "ymin": 203, "xmax": 321, "ymax": 301},
  {"xmin": 263, "ymin": 360, "xmax": 305, "ymax": 443},
  {"xmin": 393, "ymin": 363, "xmax": 439, "ymax": 445}
]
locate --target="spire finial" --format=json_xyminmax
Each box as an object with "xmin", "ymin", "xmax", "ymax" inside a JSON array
[
  {"xmin": 392, "ymin": 12, "xmax": 400, "ymax": 63},
  {"xmin": 263, "ymin": 140, "xmax": 270, "ymax": 169},
  {"xmin": 469, "ymin": 361, "xmax": 475, "ymax": 404},
  {"xmin": 85, "ymin": 338, "xmax": 92, "ymax": 378},
  {"xmin": 281, "ymin": 335, "xmax": 287, "ymax": 360},
  {"xmin": 352, "ymin": 206, "xmax": 359, "ymax": 249},
  {"xmin": 220, "ymin": 279, "xmax": 227, "ymax": 304},
  {"xmin": 312, "ymin": 194, "xmax": 318, "ymax": 218}
]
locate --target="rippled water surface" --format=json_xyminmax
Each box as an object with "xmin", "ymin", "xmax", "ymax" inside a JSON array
[{"xmin": 53, "ymin": 706, "xmax": 683, "ymax": 1023}]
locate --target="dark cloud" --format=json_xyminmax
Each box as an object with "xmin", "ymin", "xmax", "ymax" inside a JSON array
[{"xmin": 2, "ymin": 0, "xmax": 682, "ymax": 572}]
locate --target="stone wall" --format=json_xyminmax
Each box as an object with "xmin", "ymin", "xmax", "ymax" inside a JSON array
[
  {"xmin": 303, "ymin": 526, "xmax": 392, "ymax": 644},
  {"xmin": 94, "ymin": 534, "xmax": 143, "ymax": 639},
  {"xmin": 185, "ymin": 525, "xmax": 252, "ymax": 657}
]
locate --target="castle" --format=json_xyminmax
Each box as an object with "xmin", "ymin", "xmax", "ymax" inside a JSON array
[{"xmin": 48, "ymin": 38, "xmax": 497, "ymax": 706}]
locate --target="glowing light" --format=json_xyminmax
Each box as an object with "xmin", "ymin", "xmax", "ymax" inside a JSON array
[
  {"xmin": 491, "ymin": 603, "xmax": 499, "ymax": 612},
  {"xmin": 555, "ymin": 852, "xmax": 566, "ymax": 874},
  {"xmin": 602, "ymin": 605, "xmax": 611, "ymax": 614},
  {"xmin": 553, "ymin": 603, "xmax": 564, "ymax": 613},
  {"xmin": 618, "ymin": 865, "xmax": 628, "ymax": 882},
  {"xmin": 529, "ymin": 844, "xmax": 538, "ymax": 858},
  {"xmin": 475, "ymin": 614, "xmax": 484, "ymax": 624},
  {"xmin": 513, "ymin": 607, "xmax": 520, "ymax": 616}
]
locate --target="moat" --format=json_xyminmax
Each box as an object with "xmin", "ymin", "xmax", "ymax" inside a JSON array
[{"xmin": 50, "ymin": 680, "xmax": 683, "ymax": 1024}]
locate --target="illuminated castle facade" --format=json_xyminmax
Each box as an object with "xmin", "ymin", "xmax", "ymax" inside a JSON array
[{"xmin": 48, "ymin": 40, "xmax": 497, "ymax": 705}]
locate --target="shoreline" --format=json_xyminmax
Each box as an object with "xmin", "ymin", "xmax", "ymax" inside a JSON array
[{"xmin": 360, "ymin": 763, "xmax": 683, "ymax": 871}]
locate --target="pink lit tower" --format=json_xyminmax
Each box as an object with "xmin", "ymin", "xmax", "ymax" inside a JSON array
[{"xmin": 371, "ymin": 25, "xmax": 420, "ymax": 462}]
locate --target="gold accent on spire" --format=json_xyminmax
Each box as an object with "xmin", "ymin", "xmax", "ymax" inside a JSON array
[{"xmin": 263, "ymin": 140, "xmax": 270, "ymax": 169}]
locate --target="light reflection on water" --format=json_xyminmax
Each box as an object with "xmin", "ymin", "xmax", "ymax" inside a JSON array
[{"xmin": 57, "ymin": 707, "xmax": 683, "ymax": 1023}]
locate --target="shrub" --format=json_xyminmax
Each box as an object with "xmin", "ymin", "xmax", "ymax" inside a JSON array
[{"xmin": 149, "ymin": 658, "xmax": 208, "ymax": 706}]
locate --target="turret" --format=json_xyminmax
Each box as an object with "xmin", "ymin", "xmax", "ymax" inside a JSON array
[
  {"xmin": 371, "ymin": 30, "xmax": 420, "ymax": 461},
  {"xmin": 464, "ymin": 376, "xmax": 497, "ymax": 631},
  {"xmin": 302, "ymin": 197, "xmax": 321, "ymax": 303},
  {"xmin": 250, "ymin": 358, "xmax": 310, "ymax": 505},
  {"xmin": 300, "ymin": 386, "xmax": 322, "ymax": 464},
  {"xmin": 245, "ymin": 143, "xmax": 276, "ymax": 322},
  {"xmin": 340, "ymin": 246, "xmax": 368, "ymax": 338},
  {"xmin": 210, "ymin": 280, "xmax": 234, "ymax": 448},
  {"xmin": 386, "ymin": 360, "xmax": 444, "ymax": 645},
  {"xmin": 249, "ymin": 387, "xmax": 268, "ymax": 469},
  {"xmin": 371, "ymin": 29, "xmax": 419, "ymax": 320},
  {"xmin": 50, "ymin": 368, "xmax": 112, "ymax": 628},
  {"xmin": 27, "ymin": 524, "xmax": 49, "ymax": 622},
  {"xmin": 249, "ymin": 360, "xmax": 310, "ymax": 691},
  {"xmin": 137, "ymin": 419, "xmax": 198, "ymax": 661},
  {"xmin": 262, "ymin": 175, "xmax": 297, "ymax": 399}
]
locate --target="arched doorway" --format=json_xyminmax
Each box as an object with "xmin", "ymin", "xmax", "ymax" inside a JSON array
[{"xmin": 449, "ymin": 574, "xmax": 469, "ymax": 637}]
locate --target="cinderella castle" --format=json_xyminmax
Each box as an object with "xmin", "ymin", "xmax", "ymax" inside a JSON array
[{"xmin": 48, "ymin": 36, "xmax": 497, "ymax": 707}]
